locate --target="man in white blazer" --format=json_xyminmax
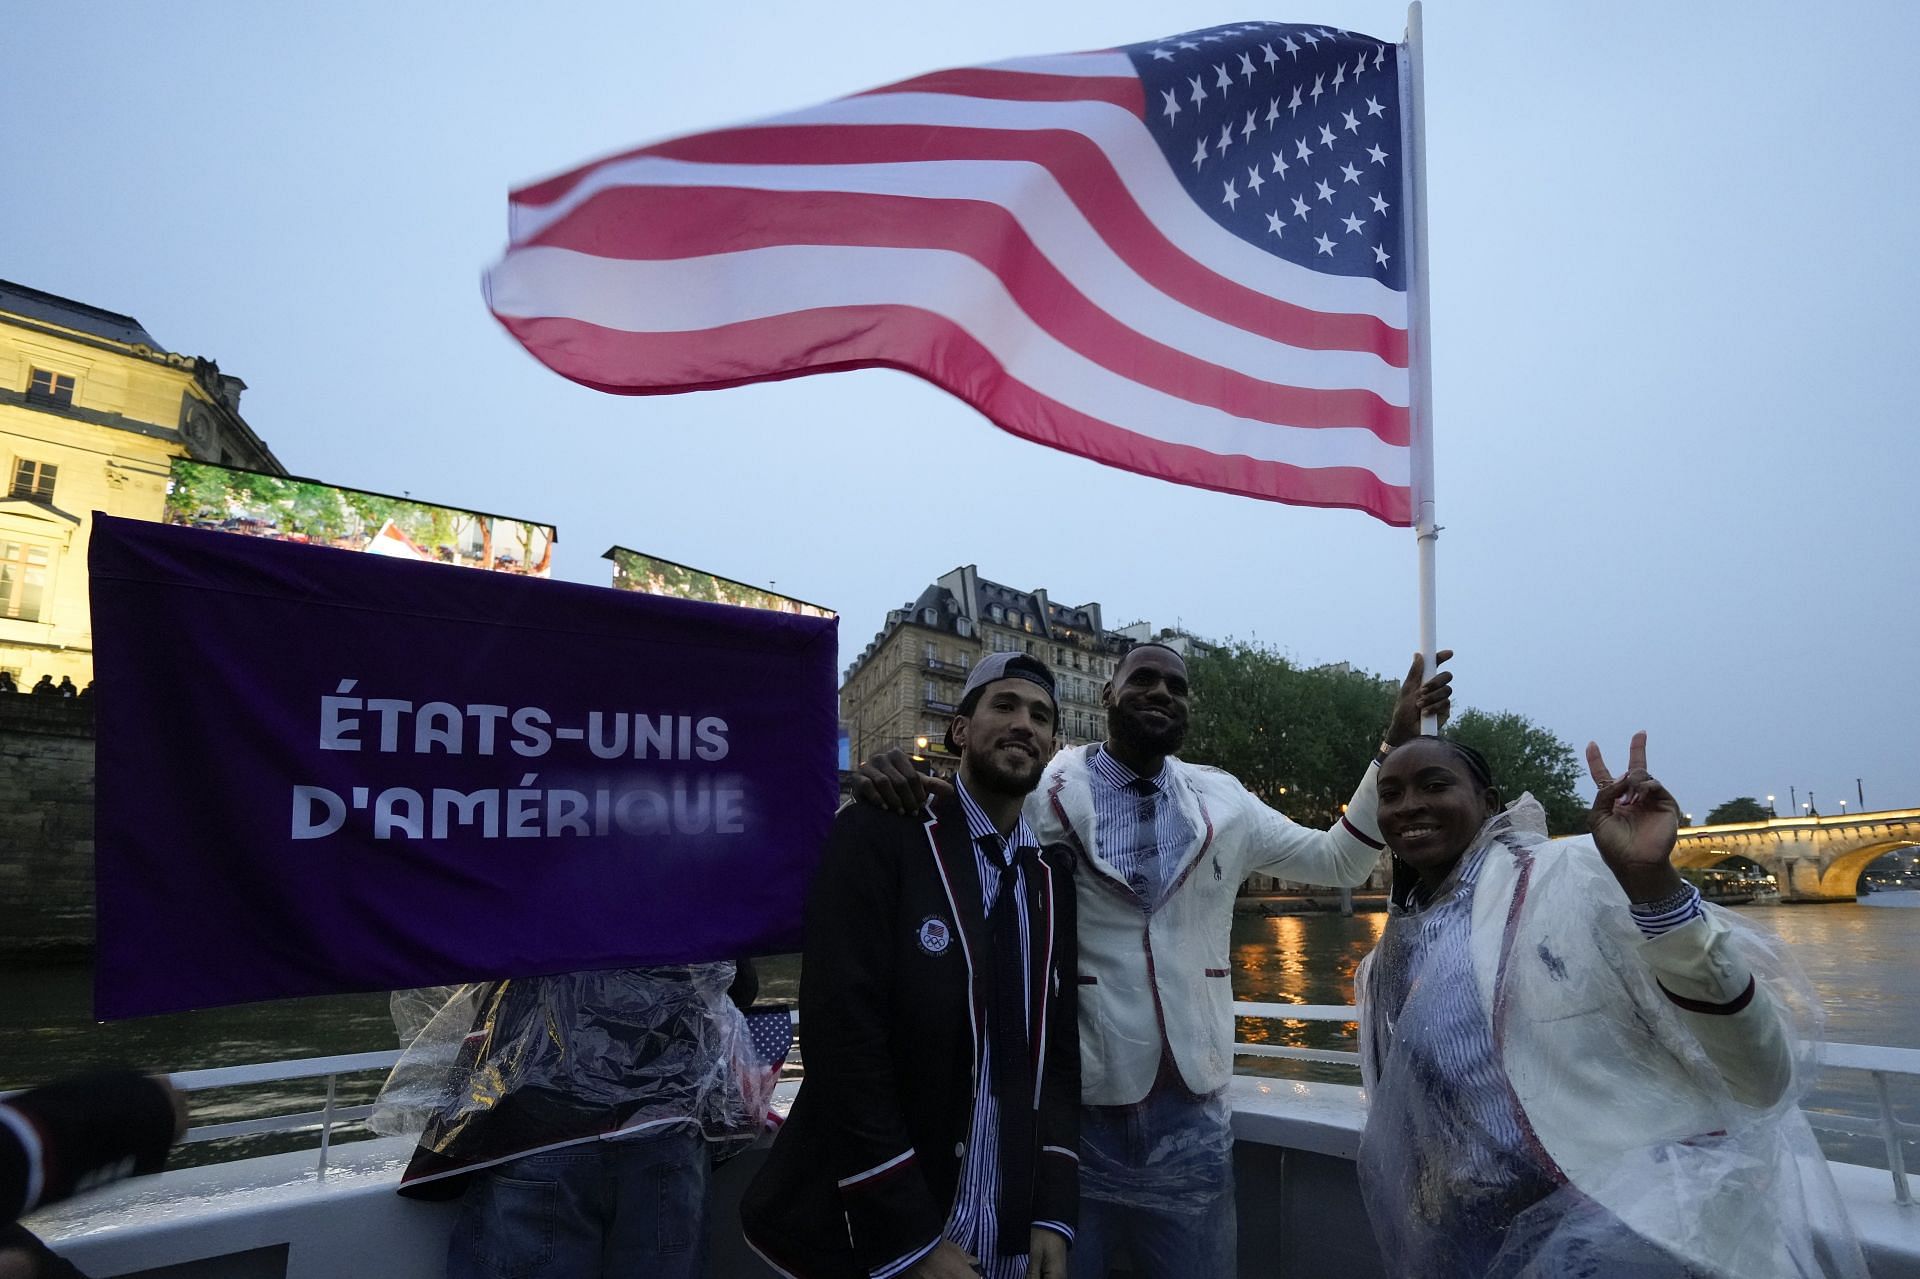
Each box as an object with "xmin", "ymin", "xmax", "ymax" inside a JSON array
[{"xmin": 855, "ymin": 642, "xmax": 1452, "ymax": 1278}]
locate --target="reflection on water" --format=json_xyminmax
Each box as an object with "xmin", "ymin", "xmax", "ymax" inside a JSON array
[{"xmin": 2, "ymin": 903, "xmax": 1912, "ymax": 1172}]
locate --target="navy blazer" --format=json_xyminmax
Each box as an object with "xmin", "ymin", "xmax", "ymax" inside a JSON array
[{"xmin": 741, "ymin": 795, "xmax": 1080, "ymax": 1277}]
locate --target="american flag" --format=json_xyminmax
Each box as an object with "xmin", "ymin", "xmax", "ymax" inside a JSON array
[
  {"xmin": 487, "ymin": 20, "xmax": 1414, "ymax": 525},
  {"xmin": 745, "ymin": 1006, "xmax": 795, "ymax": 1129}
]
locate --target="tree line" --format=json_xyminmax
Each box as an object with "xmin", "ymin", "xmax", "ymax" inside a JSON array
[{"xmin": 1181, "ymin": 643, "xmax": 1589, "ymax": 836}]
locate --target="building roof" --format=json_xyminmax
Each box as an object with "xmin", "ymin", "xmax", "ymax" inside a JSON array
[{"xmin": 0, "ymin": 280, "xmax": 160, "ymax": 349}]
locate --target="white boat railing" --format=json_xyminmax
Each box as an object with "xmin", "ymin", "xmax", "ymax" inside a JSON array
[
  {"xmin": 122, "ymin": 1004, "xmax": 1916, "ymax": 1205},
  {"xmin": 1231, "ymin": 1002, "xmax": 1919, "ymax": 1207}
]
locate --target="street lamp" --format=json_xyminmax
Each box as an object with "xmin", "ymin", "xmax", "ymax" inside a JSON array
[
  {"xmin": 1766, "ymin": 794, "xmax": 1776, "ymax": 817},
  {"xmin": 1839, "ymin": 799, "xmax": 1848, "ymax": 815}
]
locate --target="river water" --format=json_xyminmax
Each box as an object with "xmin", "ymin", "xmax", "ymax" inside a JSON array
[{"xmin": 2, "ymin": 902, "xmax": 1913, "ymax": 1171}]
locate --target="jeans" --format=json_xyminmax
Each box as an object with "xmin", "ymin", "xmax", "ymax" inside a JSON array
[
  {"xmin": 447, "ymin": 1123, "xmax": 711, "ymax": 1279},
  {"xmin": 1070, "ymin": 1083, "xmax": 1236, "ymax": 1279}
]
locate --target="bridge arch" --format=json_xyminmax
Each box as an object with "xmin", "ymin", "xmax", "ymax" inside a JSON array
[
  {"xmin": 1673, "ymin": 843, "xmax": 1736, "ymax": 872},
  {"xmin": 1815, "ymin": 839, "xmax": 1920, "ymax": 898}
]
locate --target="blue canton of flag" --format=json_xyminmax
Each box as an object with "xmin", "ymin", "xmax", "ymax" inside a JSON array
[
  {"xmin": 746, "ymin": 1005, "xmax": 795, "ymax": 1128},
  {"xmin": 748, "ymin": 1006, "xmax": 796, "ymax": 1072},
  {"xmin": 1125, "ymin": 21, "xmax": 1405, "ymax": 291}
]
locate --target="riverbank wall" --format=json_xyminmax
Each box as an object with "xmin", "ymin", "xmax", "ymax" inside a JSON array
[{"xmin": 0, "ymin": 697, "xmax": 94, "ymax": 953}]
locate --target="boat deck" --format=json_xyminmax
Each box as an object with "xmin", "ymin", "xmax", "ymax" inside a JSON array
[{"xmin": 29, "ymin": 1077, "xmax": 1920, "ymax": 1279}]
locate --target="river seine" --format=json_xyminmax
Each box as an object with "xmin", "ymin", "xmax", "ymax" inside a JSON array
[{"xmin": 2, "ymin": 902, "xmax": 1912, "ymax": 1172}]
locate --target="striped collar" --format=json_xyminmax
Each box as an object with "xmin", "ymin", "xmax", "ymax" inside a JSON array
[
  {"xmin": 955, "ymin": 776, "xmax": 1039, "ymax": 867},
  {"xmin": 1090, "ymin": 743, "xmax": 1172, "ymax": 793}
]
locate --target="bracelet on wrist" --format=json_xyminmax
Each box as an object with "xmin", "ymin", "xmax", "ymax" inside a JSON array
[{"xmin": 1629, "ymin": 882, "xmax": 1698, "ymax": 915}]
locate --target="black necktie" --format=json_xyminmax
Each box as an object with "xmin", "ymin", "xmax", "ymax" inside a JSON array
[
  {"xmin": 984, "ymin": 834, "xmax": 1034, "ymax": 1256},
  {"xmin": 1126, "ymin": 777, "xmax": 1160, "ymax": 900},
  {"xmin": 1129, "ymin": 775, "xmax": 1158, "ymax": 820}
]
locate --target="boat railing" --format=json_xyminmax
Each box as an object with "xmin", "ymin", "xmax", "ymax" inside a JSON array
[
  {"xmin": 1232, "ymin": 1002, "xmax": 1918, "ymax": 1207},
  {"xmin": 101, "ymin": 1005, "xmax": 1917, "ymax": 1205}
]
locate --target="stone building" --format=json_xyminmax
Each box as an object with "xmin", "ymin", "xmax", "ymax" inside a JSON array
[
  {"xmin": 0, "ymin": 280, "xmax": 283, "ymax": 691},
  {"xmin": 840, "ymin": 565, "xmax": 1133, "ymax": 772}
]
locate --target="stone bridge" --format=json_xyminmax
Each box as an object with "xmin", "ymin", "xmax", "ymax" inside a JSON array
[{"xmin": 1673, "ymin": 808, "xmax": 1920, "ymax": 902}]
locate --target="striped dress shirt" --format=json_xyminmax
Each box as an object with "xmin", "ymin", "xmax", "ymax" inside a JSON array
[
  {"xmin": 1087, "ymin": 746, "xmax": 1196, "ymax": 907},
  {"xmin": 886, "ymin": 780, "xmax": 1069, "ymax": 1279}
]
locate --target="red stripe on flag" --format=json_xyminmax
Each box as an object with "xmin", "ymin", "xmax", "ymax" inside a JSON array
[
  {"xmin": 635, "ymin": 125, "xmax": 1407, "ymax": 366},
  {"xmin": 493, "ymin": 308, "xmax": 1412, "ymax": 524},
  {"xmin": 525, "ymin": 185, "xmax": 1408, "ymax": 443},
  {"xmin": 861, "ymin": 68, "xmax": 1146, "ymax": 114}
]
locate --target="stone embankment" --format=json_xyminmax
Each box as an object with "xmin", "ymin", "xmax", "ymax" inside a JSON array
[{"xmin": 0, "ymin": 697, "xmax": 94, "ymax": 953}]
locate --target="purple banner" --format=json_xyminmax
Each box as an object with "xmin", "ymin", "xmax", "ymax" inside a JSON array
[{"xmin": 89, "ymin": 516, "xmax": 838, "ymax": 1019}]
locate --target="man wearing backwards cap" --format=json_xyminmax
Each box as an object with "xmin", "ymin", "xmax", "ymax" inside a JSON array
[
  {"xmin": 854, "ymin": 645, "xmax": 1452, "ymax": 1279},
  {"xmin": 742, "ymin": 653, "xmax": 1080, "ymax": 1279}
]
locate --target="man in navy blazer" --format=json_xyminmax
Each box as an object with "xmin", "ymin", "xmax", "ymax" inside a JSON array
[{"xmin": 742, "ymin": 654, "xmax": 1079, "ymax": 1279}]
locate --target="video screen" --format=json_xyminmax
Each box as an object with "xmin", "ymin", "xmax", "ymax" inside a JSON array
[
  {"xmin": 604, "ymin": 546, "xmax": 834, "ymax": 618},
  {"xmin": 165, "ymin": 460, "xmax": 555, "ymax": 577}
]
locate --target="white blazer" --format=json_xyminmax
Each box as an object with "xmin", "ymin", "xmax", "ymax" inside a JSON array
[
  {"xmin": 1028, "ymin": 745, "xmax": 1384, "ymax": 1106},
  {"xmin": 1358, "ymin": 809, "xmax": 1858, "ymax": 1278}
]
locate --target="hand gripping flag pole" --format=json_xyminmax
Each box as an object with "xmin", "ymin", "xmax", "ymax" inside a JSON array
[{"xmin": 1401, "ymin": 2, "xmax": 1442, "ymax": 732}]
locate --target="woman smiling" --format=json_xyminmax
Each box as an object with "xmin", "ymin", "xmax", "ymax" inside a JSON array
[{"xmin": 1353, "ymin": 733, "xmax": 1865, "ymax": 1277}]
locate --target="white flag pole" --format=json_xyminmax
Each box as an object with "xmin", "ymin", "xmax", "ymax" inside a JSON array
[{"xmin": 1401, "ymin": 1, "xmax": 1440, "ymax": 733}]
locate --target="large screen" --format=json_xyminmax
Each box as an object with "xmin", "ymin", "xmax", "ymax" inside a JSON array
[
  {"xmin": 164, "ymin": 460, "xmax": 555, "ymax": 577},
  {"xmin": 604, "ymin": 546, "xmax": 834, "ymax": 618}
]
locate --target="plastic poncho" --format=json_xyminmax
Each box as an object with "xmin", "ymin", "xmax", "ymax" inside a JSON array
[
  {"xmin": 1354, "ymin": 798, "xmax": 1867, "ymax": 1278},
  {"xmin": 372, "ymin": 964, "xmax": 776, "ymax": 1194}
]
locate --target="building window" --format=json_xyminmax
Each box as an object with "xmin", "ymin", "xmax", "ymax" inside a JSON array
[
  {"xmin": 26, "ymin": 369, "xmax": 76, "ymax": 406},
  {"xmin": 958, "ymin": 652, "xmax": 970, "ymax": 670},
  {"xmin": 925, "ymin": 641, "xmax": 937, "ymax": 662},
  {"xmin": 10, "ymin": 460, "xmax": 57, "ymax": 503},
  {"xmin": 0, "ymin": 540, "xmax": 51, "ymax": 622}
]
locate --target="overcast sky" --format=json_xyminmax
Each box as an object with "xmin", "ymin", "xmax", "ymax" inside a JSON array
[{"xmin": 6, "ymin": 1, "xmax": 1916, "ymax": 817}]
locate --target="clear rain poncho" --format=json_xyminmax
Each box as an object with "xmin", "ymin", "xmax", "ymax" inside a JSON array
[
  {"xmin": 1354, "ymin": 798, "xmax": 1867, "ymax": 1278},
  {"xmin": 373, "ymin": 964, "xmax": 776, "ymax": 1191}
]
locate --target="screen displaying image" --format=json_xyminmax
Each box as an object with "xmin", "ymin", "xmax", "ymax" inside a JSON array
[
  {"xmin": 604, "ymin": 546, "xmax": 834, "ymax": 618},
  {"xmin": 165, "ymin": 460, "xmax": 555, "ymax": 576}
]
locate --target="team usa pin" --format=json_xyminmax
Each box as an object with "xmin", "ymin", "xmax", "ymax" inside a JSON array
[{"xmin": 917, "ymin": 916, "xmax": 952, "ymax": 955}]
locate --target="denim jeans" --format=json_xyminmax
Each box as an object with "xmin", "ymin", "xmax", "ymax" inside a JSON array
[
  {"xmin": 447, "ymin": 1123, "xmax": 711, "ymax": 1279},
  {"xmin": 1070, "ymin": 1083, "xmax": 1236, "ymax": 1279}
]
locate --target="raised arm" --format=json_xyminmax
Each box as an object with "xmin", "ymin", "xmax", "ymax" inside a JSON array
[
  {"xmin": 1587, "ymin": 733, "xmax": 1793, "ymax": 1108},
  {"xmin": 1246, "ymin": 651, "xmax": 1452, "ymax": 886}
]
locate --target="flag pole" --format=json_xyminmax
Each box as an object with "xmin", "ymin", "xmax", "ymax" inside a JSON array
[{"xmin": 1402, "ymin": 1, "xmax": 1440, "ymax": 733}]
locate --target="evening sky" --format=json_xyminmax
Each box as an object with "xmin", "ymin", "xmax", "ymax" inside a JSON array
[{"xmin": 4, "ymin": 1, "xmax": 1915, "ymax": 816}]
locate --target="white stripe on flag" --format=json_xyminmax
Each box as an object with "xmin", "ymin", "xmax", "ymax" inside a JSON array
[
  {"xmin": 490, "ymin": 244, "xmax": 1411, "ymax": 479},
  {"xmin": 513, "ymin": 92, "xmax": 1406, "ymax": 327},
  {"xmin": 978, "ymin": 51, "xmax": 1139, "ymax": 76},
  {"xmin": 510, "ymin": 157, "xmax": 1406, "ymax": 402}
]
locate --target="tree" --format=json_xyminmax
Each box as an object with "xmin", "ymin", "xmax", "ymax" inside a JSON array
[
  {"xmin": 1704, "ymin": 797, "xmax": 1770, "ymax": 825},
  {"xmin": 1447, "ymin": 709, "xmax": 1586, "ymax": 836},
  {"xmin": 1183, "ymin": 645, "xmax": 1590, "ymax": 837},
  {"xmin": 1183, "ymin": 643, "xmax": 1395, "ymax": 829}
]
